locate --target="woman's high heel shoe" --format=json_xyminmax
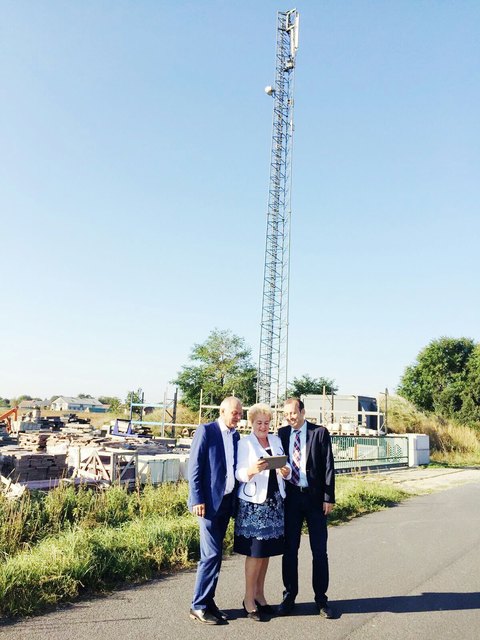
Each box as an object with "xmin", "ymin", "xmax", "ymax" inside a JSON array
[
  {"xmin": 243, "ymin": 600, "xmax": 263, "ymax": 622},
  {"xmin": 255, "ymin": 599, "xmax": 275, "ymax": 614}
]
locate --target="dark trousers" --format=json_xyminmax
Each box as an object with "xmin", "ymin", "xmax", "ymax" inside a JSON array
[
  {"xmin": 282, "ymin": 489, "xmax": 329, "ymax": 606},
  {"xmin": 191, "ymin": 493, "xmax": 233, "ymax": 610}
]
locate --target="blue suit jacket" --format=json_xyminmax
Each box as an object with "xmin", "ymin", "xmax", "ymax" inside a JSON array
[{"xmin": 188, "ymin": 420, "xmax": 240, "ymax": 519}]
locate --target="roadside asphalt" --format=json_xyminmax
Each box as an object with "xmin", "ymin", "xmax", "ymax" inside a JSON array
[{"xmin": 1, "ymin": 465, "xmax": 479, "ymax": 639}]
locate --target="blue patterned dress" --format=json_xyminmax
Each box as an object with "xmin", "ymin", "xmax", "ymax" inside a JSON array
[{"xmin": 233, "ymin": 448, "xmax": 285, "ymax": 558}]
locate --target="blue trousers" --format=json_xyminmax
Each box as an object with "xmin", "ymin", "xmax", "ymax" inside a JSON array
[
  {"xmin": 282, "ymin": 489, "xmax": 329, "ymax": 606},
  {"xmin": 191, "ymin": 493, "xmax": 233, "ymax": 610}
]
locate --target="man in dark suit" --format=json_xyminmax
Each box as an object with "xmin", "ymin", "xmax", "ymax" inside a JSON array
[
  {"xmin": 278, "ymin": 397, "xmax": 336, "ymax": 618},
  {"xmin": 188, "ymin": 396, "xmax": 242, "ymax": 625}
]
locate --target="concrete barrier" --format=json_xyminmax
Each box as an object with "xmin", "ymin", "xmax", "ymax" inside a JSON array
[{"xmin": 387, "ymin": 433, "xmax": 430, "ymax": 466}]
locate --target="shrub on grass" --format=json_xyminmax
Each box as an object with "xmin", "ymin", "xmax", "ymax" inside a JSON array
[
  {"xmin": 0, "ymin": 492, "xmax": 46, "ymax": 557},
  {"xmin": 42, "ymin": 484, "xmax": 79, "ymax": 533},
  {"xmin": 0, "ymin": 481, "xmax": 192, "ymax": 560},
  {"xmin": 383, "ymin": 394, "xmax": 480, "ymax": 464},
  {"xmin": 138, "ymin": 482, "xmax": 189, "ymax": 519}
]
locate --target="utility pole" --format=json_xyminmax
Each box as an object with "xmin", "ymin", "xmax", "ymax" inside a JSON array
[{"xmin": 257, "ymin": 9, "xmax": 299, "ymax": 409}]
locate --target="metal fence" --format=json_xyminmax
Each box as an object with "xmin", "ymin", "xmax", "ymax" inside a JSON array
[{"xmin": 332, "ymin": 436, "xmax": 409, "ymax": 472}]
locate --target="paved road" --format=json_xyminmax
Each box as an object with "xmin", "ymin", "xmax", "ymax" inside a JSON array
[{"xmin": 1, "ymin": 481, "xmax": 480, "ymax": 640}]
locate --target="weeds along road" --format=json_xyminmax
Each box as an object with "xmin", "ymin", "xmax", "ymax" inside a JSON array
[{"xmin": 1, "ymin": 480, "xmax": 480, "ymax": 640}]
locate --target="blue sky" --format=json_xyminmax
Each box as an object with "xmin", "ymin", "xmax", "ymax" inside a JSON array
[{"xmin": 1, "ymin": 1, "xmax": 479, "ymax": 403}]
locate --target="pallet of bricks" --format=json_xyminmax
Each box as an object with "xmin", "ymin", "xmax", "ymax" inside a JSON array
[{"xmin": 0, "ymin": 450, "xmax": 68, "ymax": 485}]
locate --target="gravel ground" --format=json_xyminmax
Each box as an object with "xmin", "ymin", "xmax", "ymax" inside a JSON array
[{"xmin": 363, "ymin": 465, "xmax": 480, "ymax": 494}]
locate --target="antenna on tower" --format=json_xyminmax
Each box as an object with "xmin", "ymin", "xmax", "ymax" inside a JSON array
[{"xmin": 257, "ymin": 9, "xmax": 299, "ymax": 410}]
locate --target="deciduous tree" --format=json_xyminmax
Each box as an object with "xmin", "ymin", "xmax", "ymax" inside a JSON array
[
  {"xmin": 99, "ymin": 396, "xmax": 122, "ymax": 412},
  {"xmin": 288, "ymin": 374, "xmax": 338, "ymax": 398},
  {"xmin": 459, "ymin": 344, "xmax": 480, "ymax": 428},
  {"xmin": 172, "ymin": 329, "xmax": 256, "ymax": 413},
  {"xmin": 398, "ymin": 337, "xmax": 475, "ymax": 418}
]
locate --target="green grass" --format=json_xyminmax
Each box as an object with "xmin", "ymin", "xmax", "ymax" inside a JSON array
[
  {"xmin": 0, "ymin": 514, "xmax": 198, "ymax": 617},
  {"xmin": 329, "ymin": 475, "xmax": 409, "ymax": 525},
  {"xmin": 0, "ymin": 476, "xmax": 411, "ymax": 618}
]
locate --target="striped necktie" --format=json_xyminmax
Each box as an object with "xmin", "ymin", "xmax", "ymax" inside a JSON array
[{"xmin": 291, "ymin": 429, "xmax": 301, "ymax": 485}]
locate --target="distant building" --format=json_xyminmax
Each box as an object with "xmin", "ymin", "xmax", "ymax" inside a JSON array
[
  {"xmin": 18, "ymin": 399, "xmax": 49, "ymax": 410},
  {"xmin": 50, "ymin": 396, "xmax": 108, "ymax": 412},
  {"xmin": 302, "ymin": 393, "xmax": 383, "ymax": 433}
]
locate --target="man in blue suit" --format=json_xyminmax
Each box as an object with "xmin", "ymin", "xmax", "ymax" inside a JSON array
[
  {"xmin": 188, "ymin": 396, "xmax": 242, "ymax": 625},
  {"xmin": 278, "ymin": 397, "xmax": 336, "ymax": 619}
]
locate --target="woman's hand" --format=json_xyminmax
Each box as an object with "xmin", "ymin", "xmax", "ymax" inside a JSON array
[
  {"xmin": 278, "ymin": 465, "xmax": 290, "ymax": 478},
  {"xmin": 248, "ymin": 458, "xmax": 268, "ymax": 479}
]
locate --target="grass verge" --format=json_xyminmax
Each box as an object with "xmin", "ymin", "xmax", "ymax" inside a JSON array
[
  {"xmin": 329, "ymin": 475, "xmax": 409, "ymax": 526},
  {"xmin": 0, "ymin": 514, "xmax": 198, "ymax": 618}
]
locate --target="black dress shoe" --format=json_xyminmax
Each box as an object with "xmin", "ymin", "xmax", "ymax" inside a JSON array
[
  {"xmin": 189, "ymin": 608, "xmax": 223, "ymax": 624},
  {"xmin": 208, "ymin": 603, "xmax": 230, "ymax": 621},
  {"xmin": 277, "ymin": 597, "xmax": 295, "ymax": 616},
  {"xmin": 317, "ymin": 604, "xmax": 335, "ymax": 619},
  {"xmin": 242, "ymin": 601, "xmax": 263, "ymax": 621},
  {"xmin": 255, "ymin": 600, "xmax": 275, "ymax": 614}
]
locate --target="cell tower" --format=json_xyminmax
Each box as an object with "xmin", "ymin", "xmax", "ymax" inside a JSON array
[{"xmin": 257, "ymin": 9, "xmax": 300, "ymax": 408}]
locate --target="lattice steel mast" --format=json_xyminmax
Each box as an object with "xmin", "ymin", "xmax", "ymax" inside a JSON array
[{"xmin": 257, "ymin": 9, "xmax": 299, "ymax": 407}]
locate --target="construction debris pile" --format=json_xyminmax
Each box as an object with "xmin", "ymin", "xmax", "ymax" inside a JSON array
[{"xmin": 0, "ymin": 416, "xmax": 191, "ymax": 495}]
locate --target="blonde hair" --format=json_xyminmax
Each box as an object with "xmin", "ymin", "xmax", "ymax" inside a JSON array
[{"xmin": 248, "ymin": 403, "xmax": 273, "ymax": 425}]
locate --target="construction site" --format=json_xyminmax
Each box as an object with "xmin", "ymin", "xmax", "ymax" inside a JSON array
[
  {"xmin": 0, "ymin": 400, "xmax": 191, "ymax": 497},
  {"xmin": 0, "ymin": 9, "xmax": 430, "ymax": 499},
  {"xmin": 0, "ymin": 385, "xmax": 430, "ymax": 499}
]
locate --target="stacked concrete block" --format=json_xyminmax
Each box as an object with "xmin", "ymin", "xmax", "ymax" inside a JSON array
[{"xmin": 0, "ymin": 451, "xmax": 68, "ymax": 482}]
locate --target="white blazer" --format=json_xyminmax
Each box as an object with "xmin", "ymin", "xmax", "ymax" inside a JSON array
[{"xmin": 235, "ymin": 433, "xmax": 292, "ymax": 504}]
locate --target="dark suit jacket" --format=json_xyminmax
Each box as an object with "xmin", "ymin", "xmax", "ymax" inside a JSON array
[
  {"xmin": 278, "ymin": 421, "xmax": 335, "ymax": 504},
  {"xmin": 187, "ymin": 420, "xmax": 240, "ymax": 518}
]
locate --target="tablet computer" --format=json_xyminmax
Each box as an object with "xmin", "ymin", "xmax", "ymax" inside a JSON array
[{"xmin": 260, "ymin": 455, "xmax": 287, "ymax": 470}]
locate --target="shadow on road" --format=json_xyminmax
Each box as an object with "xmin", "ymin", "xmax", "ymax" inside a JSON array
[{"xmin": 333, "ymin": 591, "xmax": 480, "ymax": 615}]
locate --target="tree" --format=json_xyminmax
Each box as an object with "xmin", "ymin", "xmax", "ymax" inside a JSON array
[
  {"xmin": 125, "ymin": 390, "xmax": 143, "ymax": 417},
  {"xmin": 398, "ymin": 337, "xmax": 475, "ymax": 418},
  {"xmin": 98, "ymin": 396, "xmax": 122, "ymax": 412},
  {"xmin": 9, "ymin": 394, "xmax": 33, "ymax": 407},
  {"xmin": 172, "ymin": 329, "xmax": 257, "ymax": 412},
  {"xmin": 77, "ymin": 393, "xmax": 93, "ymax": 399},
  {"xmin": 288, "ymin": 374, "xmax": 338, "ymax": 397},
  {"xmin": 459, "ymin": 344, "xmax": 480, "ymax": 427}
]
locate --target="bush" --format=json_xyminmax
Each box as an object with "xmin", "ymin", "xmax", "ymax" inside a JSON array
[{"xmin": 384, "ymin": 395, "xmax": 480, "ymax": 464}]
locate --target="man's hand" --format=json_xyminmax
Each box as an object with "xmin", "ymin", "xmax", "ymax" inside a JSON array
[
  {"xmin": 323, "ymin": 502, "xmax": 334, "ymax": 516},
  {"xmin": 192, "ymin": 503, "xmax": 206, "ymax": 518}
]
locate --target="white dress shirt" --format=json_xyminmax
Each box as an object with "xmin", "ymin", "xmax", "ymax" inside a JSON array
[
  {"xmin": 289, "ymin": 421, "xmax": 308, "ymax": 487},
  {"xmin": 219, "ymin": 418, "xmax": 236, "ymax": 495}
]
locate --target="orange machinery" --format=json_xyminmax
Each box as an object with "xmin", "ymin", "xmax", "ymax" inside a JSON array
[{"xmin": 0, "ymin": 407, "xmax": 18, "ymax": 433}]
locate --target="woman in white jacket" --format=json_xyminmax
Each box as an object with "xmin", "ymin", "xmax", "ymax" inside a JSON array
[{"xmin": 234, "ymin": 403, "xmax": 291, "ymax": 620}]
